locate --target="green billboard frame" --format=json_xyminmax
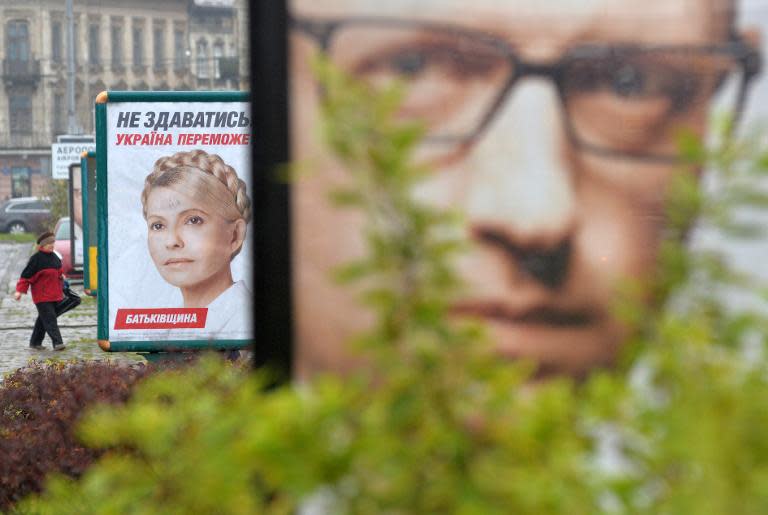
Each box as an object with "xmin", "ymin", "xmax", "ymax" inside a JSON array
[
  {"xmin": 81, "ymin": 151, "xmax": 97, "ymax": 296},
  {"xmin": 95, "ymin": 90, "xmax": 252, "ymax": 353}
]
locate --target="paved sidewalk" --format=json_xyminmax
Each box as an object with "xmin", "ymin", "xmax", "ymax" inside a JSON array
[{"xmin": 0, "ymin": 241, "xmax": 141, "ymax": 378}]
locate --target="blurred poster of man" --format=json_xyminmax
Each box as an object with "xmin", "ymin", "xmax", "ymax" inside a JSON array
[{"xmin": 288, "ymin": 0, "xmax": 763, "ymax": 378}]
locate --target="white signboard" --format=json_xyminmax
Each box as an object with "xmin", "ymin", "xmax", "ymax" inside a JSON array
[
  {"xmin": 193, "ymin": 0, "xmax": 234, "ymax": 6},
  {"xmin": 52, "ymin": 142, "xmax": 95, "ymax": 179}
]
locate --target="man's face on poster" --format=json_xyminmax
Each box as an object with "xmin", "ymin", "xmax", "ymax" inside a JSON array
[{"xmin": 290, "ymin": 0, "xmax": 759, "ymax": 378}]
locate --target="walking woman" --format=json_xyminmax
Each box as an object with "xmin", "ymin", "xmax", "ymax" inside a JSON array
[{"xmin": 14, "ymin": 231, "xmax": 66, "ymax": 350}]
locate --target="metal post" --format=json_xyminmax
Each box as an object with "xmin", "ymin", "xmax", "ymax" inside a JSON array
[{"xmin": 65, "ymin": 0, "xmax": 79, "ymax": 135}]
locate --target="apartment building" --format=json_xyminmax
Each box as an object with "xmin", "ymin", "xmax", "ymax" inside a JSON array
[{"xmin": 0, "ymin": 0, "xmax": 246, "ymax": 200}]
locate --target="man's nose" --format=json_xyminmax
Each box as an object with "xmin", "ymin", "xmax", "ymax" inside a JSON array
[{"xmin": 463, "ymin": 80, "xmax": 576, "ymax": 289}]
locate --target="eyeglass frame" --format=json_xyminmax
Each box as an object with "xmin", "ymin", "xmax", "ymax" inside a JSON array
[{"xmin": 292, "ymin": 15, "xmax": 763, "ymax": 163}]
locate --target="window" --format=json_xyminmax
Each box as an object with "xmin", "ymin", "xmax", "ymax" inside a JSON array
[
  {"xmin": 5, "ymin": 198, "xmax": 50, "ymax": 212},
  {"xmin": 55, "ymin": 219, "xmax": 70, "ymax": 239},
  {"xmin": 11, "ymin": 200, "xmax": 47, "ymax": 211},
  {"xmin": 88, "ymin": 23, "xmax": 100, "ymax": 65},
  {"xmin": 111, "ymin": 24, "xmax": 123, "ymax": 69},
  {"xmin": 133, "ymin": 26, "xmax": 144, "ymax": 67},
  {"xmin": 153, "ymin": 25, "xmax": 165, "ymax": 69},
  {"xmin": 5, "ymin": 201, "xmax": 38, "ymax": 211},
  {"xmin": 213, "ymin": 41, "xmax": 224, "ymax": 79},
  {"xmin": 7, "ymin": 20, "xmax": 30, "ymax": 71},
  {"xmin": 10, "ymin": 169, "xmax": 31, "ymax": 199},
  {"xmin": 51, "ymin": 21, "xmax": 62, "ymax": 63},
  {"xmin": 9, "ymin": 94, "xmax": 32, "ymax": 134},
  {"xmin": 173, "ymin": 29, "xmax": 186, "ymax": 70},
  {"xmin": 195, "ymin": 39, "xmax": 209, "ymax": 79}
]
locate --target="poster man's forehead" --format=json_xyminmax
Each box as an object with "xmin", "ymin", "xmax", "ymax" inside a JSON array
[
  {"xmin": 293, "ymin": 0, "xmax": 735, "ymax": 43},
  {"xmin": 293, "ymin": 0, "xmax": 733, "ymax": 16}
]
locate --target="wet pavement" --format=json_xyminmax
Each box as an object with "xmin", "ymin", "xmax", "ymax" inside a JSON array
[{"xmin": 0, "ymin": 241, "xmax": 142, "ymax": 378}]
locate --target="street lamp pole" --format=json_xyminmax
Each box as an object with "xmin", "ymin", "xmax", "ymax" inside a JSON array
[{"xmin": 65, "ymin": 0, "xmax": 80, "ymax": 135}]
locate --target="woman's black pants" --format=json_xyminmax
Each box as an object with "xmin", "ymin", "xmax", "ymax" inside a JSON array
[{"xmin": 30, "ymin": 301, "xmax": 63, "ymax": 347}]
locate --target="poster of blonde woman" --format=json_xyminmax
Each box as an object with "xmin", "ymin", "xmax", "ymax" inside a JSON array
[{"xmin": 95, "ymin": 92, "xmax": 253, "ymax": 351}]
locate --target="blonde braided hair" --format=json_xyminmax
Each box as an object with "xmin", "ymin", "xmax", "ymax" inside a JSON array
[
  {"xmin": 141, "ymin": 149, "xmax": 251, "ymax": 258},
  {"xmin": 142, "ymin": 149, "xmax": 251, "ymax": 220}
]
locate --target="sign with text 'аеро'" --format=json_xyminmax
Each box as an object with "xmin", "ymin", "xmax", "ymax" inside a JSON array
[{"xmin": 52, "ymin": 142, "xmax": 95, "ymax": 179}]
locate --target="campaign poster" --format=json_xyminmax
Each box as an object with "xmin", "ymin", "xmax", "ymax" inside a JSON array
[
  {"xmin": 68, "ymin": 163, "xmax": 84, "ymax": 271},
  {"xmin": 269, "ymin": 0, "xmax": 768, "ymax": 379},
  {"xmin": 81, "ymin": 151, "xmax": 98, "ymax": 296},
  {"xmin": 95, "ymin": 91, "xmax": 253, "ymax": 352}
]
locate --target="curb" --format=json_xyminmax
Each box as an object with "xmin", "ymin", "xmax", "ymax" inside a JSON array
[{"xmin": 0, "ymin": 324, "xmax": 97, "ymax": 330}]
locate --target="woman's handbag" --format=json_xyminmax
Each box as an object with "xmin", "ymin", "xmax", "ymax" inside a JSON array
[{"xmin": 55, "ymin": 286, "xmax": 82, "ymax": 316}]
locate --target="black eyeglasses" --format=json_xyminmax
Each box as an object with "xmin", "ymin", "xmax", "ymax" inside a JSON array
[{"xmin": 293, "ymin": 16, "xmax": 762, "ymax": 162}]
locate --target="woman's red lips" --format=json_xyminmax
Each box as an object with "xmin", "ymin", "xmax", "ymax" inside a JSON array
[{"xmin": 450, "ymin": 301, "xmax": 596, "ymax": 327}]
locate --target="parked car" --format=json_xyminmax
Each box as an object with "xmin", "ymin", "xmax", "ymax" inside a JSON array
[
  {"xmin": 0, "ymin": 197, "xmax": 51, "ymax": 234},
  {"xmin": 54, "ymin": 217, "xmax": 82, "ymax": 279}
]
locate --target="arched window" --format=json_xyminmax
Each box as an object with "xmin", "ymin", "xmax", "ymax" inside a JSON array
[
  {"xmin": 213, "ymin": 41, "xmax": 225, "ymax": 79},
  {"xmin": 7, "ymin": 20, "xmax": 30, "ymax": 73},
  {"xmin": 196, "ymin": 39, "xmax": 209, "ymax": 79},
  {"xmin": 9, "ymin": 94, "xmax": 32, "ymax": 134}
]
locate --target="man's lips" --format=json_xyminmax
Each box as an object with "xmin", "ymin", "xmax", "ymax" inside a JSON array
[{"xmin": 450, "ymin": 301, "xmax": 597, "ymax": 327}]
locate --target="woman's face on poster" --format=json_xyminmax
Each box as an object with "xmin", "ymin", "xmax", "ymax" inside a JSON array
[
  {"xmin": 290, "ymin": 0, "xmax": 757, "ymax": 377},
  {"xmin": 145, "ymin": 186, "xmax": 241, "ymax": 291}
]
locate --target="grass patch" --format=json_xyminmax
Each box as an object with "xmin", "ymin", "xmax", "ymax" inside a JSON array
[
  {"xmin": 0, "ymin": 233, "xmax": 36, "ymax": 243},
  {"xmin": 79, "ymin": 294, "xmax": 97, "ymax": 307}
]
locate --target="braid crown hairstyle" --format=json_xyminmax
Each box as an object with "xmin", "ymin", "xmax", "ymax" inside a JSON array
[{"xmin": 141, "ymin": 149, "xmax": 251, "ymax": 259}]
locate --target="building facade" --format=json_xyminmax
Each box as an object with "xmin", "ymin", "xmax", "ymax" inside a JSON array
[{"xmin": 0, "ymin": 0, "xmax": 246, "ymax": 201}]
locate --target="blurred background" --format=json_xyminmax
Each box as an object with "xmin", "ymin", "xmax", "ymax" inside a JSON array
[{"xmin": 0, "ymin": 0, "xmax": 248, "ymax": 202}]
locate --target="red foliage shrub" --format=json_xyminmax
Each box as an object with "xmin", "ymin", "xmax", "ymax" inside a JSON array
[{"xmin": 0, "ymin": 360, "xmax": 157, "ymax": 510}]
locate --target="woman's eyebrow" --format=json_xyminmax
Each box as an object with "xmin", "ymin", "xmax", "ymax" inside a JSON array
[{"xmin": 177, "ymin": 208, "xmax": 209, "ymax": 217}]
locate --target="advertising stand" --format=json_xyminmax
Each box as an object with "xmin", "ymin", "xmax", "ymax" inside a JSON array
[
  {"xmin": 67, "ymin": 163, "xmax": 84, "ymax": 276},
  {"xmin": 95, "ymin": 91, "xmax": 253, "ymax": 354},
  {"xmin": 81, "ymin": 151, "xmax": 98, "ymax": 296}
]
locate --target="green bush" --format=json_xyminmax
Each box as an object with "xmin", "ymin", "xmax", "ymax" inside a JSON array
[
  {"xmin": 41, "ymin": 178, "xmax": 69, "ymax": 230},
  {"xmin": 14, "ymin": 65, "xmax": 768, "ymax": 514}
]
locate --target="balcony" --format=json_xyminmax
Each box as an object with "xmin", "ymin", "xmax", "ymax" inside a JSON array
[
  {"xmin": 0, "ymin": 131, "xmax": 56, "ymax": 149},
  {"xmin": 3, "ymin": 58, "xmax": 41, "ymax": 87}
]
